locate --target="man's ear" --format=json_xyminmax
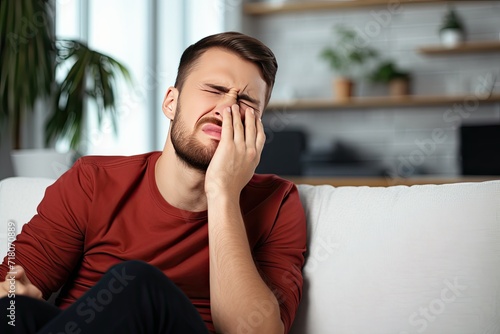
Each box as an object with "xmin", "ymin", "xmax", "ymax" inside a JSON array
[{"xmin": 162, "ymin": 87, "xmax": 179, "ymax": 120}]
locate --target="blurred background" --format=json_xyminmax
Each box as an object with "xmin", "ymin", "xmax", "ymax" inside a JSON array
[{"xmin": 1, "ymin": 0, "xmax": 500, "ymax": 185}]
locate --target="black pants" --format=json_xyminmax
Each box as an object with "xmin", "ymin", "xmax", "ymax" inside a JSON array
[{"xmin": 1, "ymin": 260, "xmax": 209, "ymax": 334}]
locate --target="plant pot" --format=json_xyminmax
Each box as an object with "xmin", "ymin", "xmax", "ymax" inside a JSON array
[
  {"xmin": 389, "ymin": 78, "xmax": 411, "ymax": 97},
  {"xmin": 11, "ymin": 149, "xmax": 75, "ymax": 179},
  {"xmin": 333, "ymin": 77, "xmax": 354, "ymax": 101},
  {"xmin": 440, "ymin": 29, "xmax": 464, "ymax": 47}
]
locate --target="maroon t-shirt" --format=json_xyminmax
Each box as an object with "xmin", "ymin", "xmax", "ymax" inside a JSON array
[{"xmin": 0, "ymin": 151, "xmax": 307, "ymax": 333}]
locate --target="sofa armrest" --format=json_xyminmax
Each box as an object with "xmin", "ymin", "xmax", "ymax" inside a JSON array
[{"xmin": 0, "ymin": 177, "xmax": 55, "ymax": 258}]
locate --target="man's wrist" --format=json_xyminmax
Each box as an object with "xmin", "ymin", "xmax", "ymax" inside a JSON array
[
  {"xmin": 205, "ymin": 187, "xmax": 240, "ymax": 202},
  {"xmin": 206, "ymin": 195, "xmax": 237, "ymax": 212}
]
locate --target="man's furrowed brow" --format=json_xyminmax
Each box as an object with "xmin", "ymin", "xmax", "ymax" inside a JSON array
[
  {"xmin": 205, "ymin": 83, "xmax": 260, "ymax": 106},
  {"xmin": 205, "ymin": 83, "xmax": 229, "ymax": 93}
]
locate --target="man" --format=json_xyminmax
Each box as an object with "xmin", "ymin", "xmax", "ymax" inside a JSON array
[{"xmin": 0, "ymin": 32, "xmax": 306, "ymax": 334}]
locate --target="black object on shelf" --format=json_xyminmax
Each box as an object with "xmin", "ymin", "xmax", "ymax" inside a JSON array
[
  {"xmin": 256, "ymin": 129, "xmax": 307, "ymax": 176},
  {"xmin": 301, "ymin": 141, "xmax": 388, "ymax": 177},
  {"xmin": 460, "ymin": 123, "xmax": 500, "ymax": 175}
]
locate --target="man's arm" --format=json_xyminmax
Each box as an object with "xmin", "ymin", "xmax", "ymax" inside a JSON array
[
  {"xmin": 208, "ymin": 195, "xmax": 284, "ymax": 334},
  {"xmin": 206, "ymin": 106, "xmax": 284, "ymax": 333},
  {"xmin": 0, "ymin": 160, "xmax": 91, "ymax": 299}
]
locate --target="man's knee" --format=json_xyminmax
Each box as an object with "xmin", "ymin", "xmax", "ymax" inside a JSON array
[
  {"xmin": 106, "ymin": 260, "xmax": 170, "ymax": 290},
  {"xmin": 0, "ymin": 295, "xmax": 17, "ymax": 322},
  {"xmin": 1, "ymin": 295, "xmax": 60, "ymax": 331},
  {"xmin": 1, "ymin": 294, "xmax": 52, "ymax": 311}
]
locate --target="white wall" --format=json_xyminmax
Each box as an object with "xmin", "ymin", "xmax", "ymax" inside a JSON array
[{"xmin": 244, "ymin": 1, "xmax": 500, "ymax": 177}]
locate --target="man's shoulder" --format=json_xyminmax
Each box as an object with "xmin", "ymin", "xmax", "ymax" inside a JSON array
[{"xmin": 247, "ymin": 173, "xmax": 296, "ymax": 192}]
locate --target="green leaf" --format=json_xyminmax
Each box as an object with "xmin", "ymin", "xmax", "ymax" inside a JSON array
[{"xmin": 320, "ymin": 24, "xmax": 378, "ymax": 78}]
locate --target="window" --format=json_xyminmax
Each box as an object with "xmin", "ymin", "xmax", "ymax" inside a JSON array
[{"xmin": 55, "ymin": 0, "xmax": 225, "ymax": 155}]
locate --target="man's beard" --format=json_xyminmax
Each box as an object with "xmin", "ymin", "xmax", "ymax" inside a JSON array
[{"xmin": 170, "ymin": 102, "xmax": 222, "ymax": 172}]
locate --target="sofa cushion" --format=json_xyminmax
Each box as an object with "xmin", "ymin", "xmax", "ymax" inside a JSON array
[{"xmin": 291, "ymin": 181, "xmax": 500, "ymax": 334}]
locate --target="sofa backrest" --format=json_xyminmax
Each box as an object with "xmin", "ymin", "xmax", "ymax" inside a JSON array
[{"xmin": 291, "ymin": 181, "xmax": 500, "ymax": 334}]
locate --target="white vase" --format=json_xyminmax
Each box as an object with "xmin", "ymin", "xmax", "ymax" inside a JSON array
[
  {"xmin": 440, "ymin": 29, "xmax": 464, "ymax": 47},
  {"xmin": 11, "ymin": 149, "xmax": 75, "ymax": 179}
]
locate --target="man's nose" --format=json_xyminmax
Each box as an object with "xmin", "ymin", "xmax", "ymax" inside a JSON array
[{"xmin": 213, "ymin": 90, "xmax": 244, "ymax": 118}]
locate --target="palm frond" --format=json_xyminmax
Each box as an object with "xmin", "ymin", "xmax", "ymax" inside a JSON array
[{"xmin": 45, "ymin": 40, "xmax": 132, "ymax": 149}]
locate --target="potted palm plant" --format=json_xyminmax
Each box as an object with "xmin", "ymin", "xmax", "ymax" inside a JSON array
[
  {"xmin": 1, "ymin": 0, "xmax": 131, "ymax": 177},
  {"xmin": 46, "ymin": 40, "xmax": 132, "ymax": 150},
  {"xmin": 320, "ymin": 25, "xmax": 378, "ymax": 101}
]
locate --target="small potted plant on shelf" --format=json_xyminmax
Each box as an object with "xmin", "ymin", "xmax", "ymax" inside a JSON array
[
  {"xmin": 439, "ymin": 6, "xmax": 466, "ymax": 47},
  {"xmin": 320, "ymin": 25, "xmax": 378, "ymax": 101},
  {"xmin": 369, "ymin": 60, "xmax": 411, "ymax": 97}
]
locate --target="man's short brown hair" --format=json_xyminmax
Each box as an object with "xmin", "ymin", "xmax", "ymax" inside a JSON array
[{"xmin": 174, "ymin": 31, "xmax": 278, "ymax": 107}]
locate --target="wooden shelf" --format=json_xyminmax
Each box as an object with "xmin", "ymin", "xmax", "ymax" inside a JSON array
[
  {"xmin": 244, "ymin": 0, "xmax": 467, "ymax": 16},
  {"xmin": 266, "ymin": 94, "xmax": 500, "ymax": 111},
  {"xmin": 418, "ymin": 40, "xmax": 500, "ymax": 55},
  {"xmin": 285, "ymin": 176, "xmax": 500, "ymax": 187}
]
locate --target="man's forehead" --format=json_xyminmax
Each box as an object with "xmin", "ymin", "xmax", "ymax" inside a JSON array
[
  {"xmin": 195, "ymin": 48, "xmax": 260, "ymax": 77},
  {"xmin": 187, "ymin": 48, "xmax": 267, "ymax": 102}
]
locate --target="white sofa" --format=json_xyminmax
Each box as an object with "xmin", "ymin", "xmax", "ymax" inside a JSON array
[{"xmin": 1, "ymin": 177, "xmax": 499, "ymax": 334}]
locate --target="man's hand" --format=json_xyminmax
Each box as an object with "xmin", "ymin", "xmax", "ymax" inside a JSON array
[
  {"xmin": 0, "ymin": 265, "xmax": 42, "ymax": 299},
  {"xmin": 205, "ymin": 104, "xmax": 265, "ymax": 197},
  {"xmin": 205, "ymin": 104, "xmax": 283, "ymax": 333}
]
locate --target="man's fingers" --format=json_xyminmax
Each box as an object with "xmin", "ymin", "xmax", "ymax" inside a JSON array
[
  {"xmin": 13, "ymin": 265, "xmax": 27, "ymax": 281},
  {"xmin": 232, "ymin": 104, "xmax": 244, "ymax": 143},
  {"xmin": 256, "ymin": 115, "xmax": 266, "ymax": 156},
  {"xmin": 27, "ymin": 284, "xmax": 43, "ymax": 299},
  {"xmin": 6, "ymin": 280, "xmax": 41, "ymax": 298},
  {"xmin": 15, "ymin": 265, "xmax": 34, "ymax": 286},
  {"xmin": 2, "ymin": 265, "xmax": 26, "ymax": 282},
  {"xmin": 244, "ymin": 107, "xmax": 257, "ymax": 149},
  {"xmin": 1, "ymin": 265, "xmax": 43, "ymax": 299},
  {"xmin": 221, "ymin": 107, "xmax": 233, "ymax": 142}
]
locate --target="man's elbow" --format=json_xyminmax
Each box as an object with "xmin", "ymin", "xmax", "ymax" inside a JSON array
[{"xmin": 227, "ymin": 314, "xmax": 284, "ymax": 334}]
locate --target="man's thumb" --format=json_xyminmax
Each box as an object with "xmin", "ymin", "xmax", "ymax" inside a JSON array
[{"xmin": 12, "ymin": 265, "xmax": 28, "ymax": 282}]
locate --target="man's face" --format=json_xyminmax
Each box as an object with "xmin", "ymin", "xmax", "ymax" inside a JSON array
[{"xmin": 169, "ymin": 48, "xmax": 267, "ymax": 172}]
